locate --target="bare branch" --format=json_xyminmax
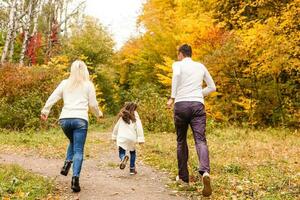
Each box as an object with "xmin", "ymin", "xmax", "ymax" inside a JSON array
[{"xmin": 58, "ymin": 0, "xmax": 85, "ymax": 28}]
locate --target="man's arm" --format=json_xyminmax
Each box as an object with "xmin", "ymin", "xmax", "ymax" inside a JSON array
[
  {"xmin": 171, "ymin": 63, "xmax": 180, "ymax": 99},
  {"xmin": 168, "ymin": 63, "xmax": 180, "ymax": 108},
  {"xmin": 202, "ymin": 66, "xmax": 216, "ymax": 96}
]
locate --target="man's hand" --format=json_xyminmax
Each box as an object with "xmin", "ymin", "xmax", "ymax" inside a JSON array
[
  {"xmin": 167, "ymin": 98, "xmax": 174, "ymax": 109},
  {"xmin": 40, "ymin": 113, "xmax": 48, "ymax": 121},
  {"xmin": 99, "ymin": 111, "xmax": 104, "ymax": 118}
]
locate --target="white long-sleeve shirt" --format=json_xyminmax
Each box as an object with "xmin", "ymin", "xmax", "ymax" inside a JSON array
[
  {"xmin": 41, "ymin": 79, "xmax": 102, "ymax": 122},
  {"xmin": 171, "ymin": 57, "xmax": 216, "ymax": 104},
  {"xmin": 112, "ymin": 111, "xmax": 145, "ymax": 151}
]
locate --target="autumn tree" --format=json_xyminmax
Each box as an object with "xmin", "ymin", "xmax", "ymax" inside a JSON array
[
  {"xmin": 0, "ymin": 0, "xmax": 85, "ymax": 65},
  {"xmin": 117, "ymin": 0, "xmax": 299, "ymax": 127}
]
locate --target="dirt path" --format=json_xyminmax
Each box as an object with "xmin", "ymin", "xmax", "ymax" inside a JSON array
[{"xmin": 0, "ymin": 133, "xmax": 185, "ymax": 200}]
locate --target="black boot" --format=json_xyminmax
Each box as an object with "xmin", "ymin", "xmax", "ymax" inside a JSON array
[
  {"xmin": 60, "ymin": 160, "xmax": 72, "ymax": 176},
  {"xmin": 71, "ymin": 176, "xmax": 81, "ymax": 192}
]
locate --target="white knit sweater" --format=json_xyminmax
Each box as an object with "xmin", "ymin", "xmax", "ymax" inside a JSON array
[
  {"xmin": 171, "ymin": 58, "xmax": 216, "ymax": 104},
  {"xmin": 41, "ymin": 79, "xmax": 102, "ymax": 121},
  {"xmin": 112, "ymin": 111, "xmax": 145, "ymax": 151}
]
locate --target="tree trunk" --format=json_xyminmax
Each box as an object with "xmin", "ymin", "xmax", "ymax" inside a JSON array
[
  {"xmin": 32, "ymin": 0, "xmax": 43, "ymax": 37},
  {"xmin": 1, "ymin": 0, "xmax": 18, "ymax": 64},
  {"xmin": 45, "ymin": 0, "xmax": 54, "ymax": 60},
  {"xmin": 64, "ymin": 0, "xmax": 69, "ymax": 37},
  {"xmin": 8, "ymin": 20, "xmax": 16, "ymax": 62},
  {"xmin": 19, "ymin": 0, "xmax": 34, "ymax": 65}
]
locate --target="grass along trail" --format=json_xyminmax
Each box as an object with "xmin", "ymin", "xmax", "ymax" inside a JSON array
[
  {"xmin": 0, "ymin": 153, "xmax": 184, "ymax": 199},
  {"xmin": 0, "ymin": 130, "xmax": 185, "ymax": 200},
  {"xmin": 0, "ymin": 125, "xmax": 299, "ymax": 199}
]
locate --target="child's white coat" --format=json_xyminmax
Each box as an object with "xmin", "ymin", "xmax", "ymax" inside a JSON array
[{"xmin": 112, "ymin": 111, "xmax": 145, "ymax": 151}]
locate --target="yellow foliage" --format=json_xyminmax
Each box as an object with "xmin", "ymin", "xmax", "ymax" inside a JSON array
[
  {"xmin": 42, "ymin": 55, "xmax": 70, "ymax": 71},
  {"xmin": 117, "ymin": 0, "xmax": 299, "ymax": 127},
  {"xmin": 232, "ymin": 97, "xmax": 257, "ymax": 114},
  {"xmin": 155, "ymin": 56, "xmax": 174, "ymax": 87}
]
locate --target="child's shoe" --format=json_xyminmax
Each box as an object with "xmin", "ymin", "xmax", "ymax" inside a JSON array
[
  {"xmin": 130, "ymin": 168, "xmax": 137, "ymax": 175},
  {"xmin": 119, "ymin": 155, "xmax": 129, "ymax": 170}
]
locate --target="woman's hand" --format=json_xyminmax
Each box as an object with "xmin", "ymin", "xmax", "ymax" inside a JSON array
[{"xmin": 40, "ymin": 114, "xmax": 48, "ymax": 121}]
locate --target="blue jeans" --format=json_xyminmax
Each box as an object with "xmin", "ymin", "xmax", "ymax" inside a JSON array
[
  {"xmin": 59, "ymin": 118, "xmax": 88, "ymax": 177},
  {"xmin": 119, "ymin": 147, "xmax": 136, "ymax": 169}
]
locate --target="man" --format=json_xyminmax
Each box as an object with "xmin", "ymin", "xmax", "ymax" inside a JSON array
[{"xmin": 167, "ymin": 44, "xmax": 216, "ymax": 197}]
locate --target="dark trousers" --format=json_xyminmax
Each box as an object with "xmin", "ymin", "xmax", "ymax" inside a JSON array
[{"xmin": 174, "ymin": 101, "xmax": 210, "ymax": 183}]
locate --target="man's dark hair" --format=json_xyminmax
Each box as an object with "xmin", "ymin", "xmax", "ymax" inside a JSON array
[{"xmin": 178, "ymin": 44, "xmax": 192, "ymax": 57}]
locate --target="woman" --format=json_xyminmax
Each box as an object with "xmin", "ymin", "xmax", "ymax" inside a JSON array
[{"xmin": 41, "ymin": 60, "xmax": 103, "ymax": 192}]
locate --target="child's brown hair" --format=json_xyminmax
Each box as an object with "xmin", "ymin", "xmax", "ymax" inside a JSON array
[{"xmin": 118, "ymin": 102, "xmax": 138, "ymax": 124}]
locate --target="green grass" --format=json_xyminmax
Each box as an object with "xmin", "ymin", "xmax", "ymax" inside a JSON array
[
  {"xmin": 0, "ymin": 117, "xmax": 116, "ymax": 199},
  {"xmin": 0, "ymin": 128, "xmax": 67, "ymax": 158},
  {"xmin": 0, "ymin": 120, "xmax": 299, "ymax": 199},
  {"xmin": 139, "ymin": 127, "xmax": 300, "ymax": 199},
  {"xmin": 0, "ymin": 164, "xmax": 56, "ymax": 199},
  {"xmin": 0, "ymin": 117, "xmax": 115, "ymax": 159}
]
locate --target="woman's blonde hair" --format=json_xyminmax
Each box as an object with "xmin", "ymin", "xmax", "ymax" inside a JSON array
[{"xmin": 66, "ymin": 60, "xmax": 90, "ymax": 90}]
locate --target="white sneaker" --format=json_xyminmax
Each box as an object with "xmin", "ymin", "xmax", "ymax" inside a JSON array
[
  {"xmin": 202, "ymin": 172, "xmax": 212, "ymax": 197},
  {"xmin": 175, "ymin": 175, "xmax": 189, "ymax": 187}
]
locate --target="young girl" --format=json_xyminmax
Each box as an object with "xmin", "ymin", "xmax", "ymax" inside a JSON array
[{"xmin": 112, "ymin": 102, "xmax": 144, "ymax": 175}]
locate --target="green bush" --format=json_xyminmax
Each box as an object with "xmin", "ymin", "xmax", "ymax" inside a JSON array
[
  {"xmin": 94, "ymin": 67, "xmax": 119, "ymax": 114},
  {"xmin": 139, "ymin": 94, "xmax": 174, "ymax": 132},
  {"xmin": 0, "ymin": 64, "xmax": 64, "ymax": 129},
  {"xmin": 120, "ymin": 84, "xmax": 174, "ymax": 132}
]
